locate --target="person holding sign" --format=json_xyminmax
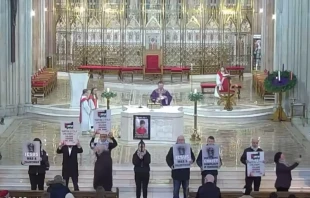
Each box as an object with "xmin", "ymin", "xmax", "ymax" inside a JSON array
[
  {"xmin": 90, "ymin": 132, "xmax": 118, "ymax": 158},
  {"xmin": 132, "ymin": 140, "xmax": 151, "ymax": 198},
  {"xmin": 274, "ymin": 152, "xmax": 301, "ymax": 192},
  {"xmin": 89, "ymin": 87, "xmax": 99, "ymax": 130},
  {"xmin": 22, "ymin": 138, "xmax": 50, "ymax": 190},
  {"xmin": 196, "ymin": 136, "xmax": 222, "ymax": 185},
  {"xmin": 240, "ymin": 137, "xmax": 263, "ymax": 192},
  {"xmin": 166, "ymin": 135, "xmax": 195, "ymax": 198},
  {"xmin": 79, "ymin": 89, "xmax": 91, "ymax": 133},
  {"xmin": 57, "ymin": 140, "xmax": 83, "ymax": 191}
]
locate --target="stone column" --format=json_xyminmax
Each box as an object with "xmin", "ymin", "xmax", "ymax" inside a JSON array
[
  {"xmin": 0, "ymin": 0, "xmax": 32, "ymax": 116},
  {"xmin": 252, "ymin": 0, "xmax": 263, "ymax": 34},
  {"xmin": 261, "ymin": 0, "xmax": 275, "ymax": 71},
  {"xmin": 45, "ymin": 0, "xmax": 55, "ymax": 58}
]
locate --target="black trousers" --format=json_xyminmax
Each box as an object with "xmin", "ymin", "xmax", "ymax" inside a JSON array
[
  {"xmin": 245, "ymin": 177, "xmax": 261, "ymax": 191},
  {"xmin": 135, "ymin": 172, "xmax": 150, "ymax": 198},
  {"xmin": 65, "ymin": 175, "xmax": 79, "ymax": 191},
  {"xmin": 29, "ymin": 173, "xmax": 45, "ymax": 190},
  {"xmin": 201, "ymin": 174, "xmax": 218, "ymax": 186},
  {"xmin": 277, "ymin": 187, "xmax": 289, "ymax": 192}
]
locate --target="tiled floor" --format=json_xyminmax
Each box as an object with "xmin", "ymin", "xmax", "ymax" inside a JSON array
[{"xmin": 0, "ymin": 116, "xmax": 308, "ymax": 168}]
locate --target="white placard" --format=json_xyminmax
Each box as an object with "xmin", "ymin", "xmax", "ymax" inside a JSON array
[
  {"xmin": 94, "ymin": 109, "xmax": 111, "ymax": 134},
  {"xmin": 60, "ymin": 121, "xmax": 79, "ymax": 145},
  {"xmin": 22, "ymin": 141, "xmax": 40, "ymax": 166},
  {"xmin": 246, "ymin": 151, "xmax": 265, "ymax": 177}
]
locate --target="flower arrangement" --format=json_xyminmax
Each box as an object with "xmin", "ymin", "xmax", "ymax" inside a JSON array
[
  {"xmin": 101, "ymin": 90, "xmax": 117, "ymax": 99},
  {"xmin": 188, "ymin": 91, "xmax": 204, "ymax": 102},
  {"xmin": 264, "ymin": 70, "xmax": 297, "ymax": 93}
]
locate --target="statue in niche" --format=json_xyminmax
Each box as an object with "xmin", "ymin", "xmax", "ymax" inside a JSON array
[
  {"xmin": 236, "ymin": 37, "xmax": 245, "ymax": 56},
  {"xmin": 130, "ymin": 0, "xmax": 138, "ymax": 10}
]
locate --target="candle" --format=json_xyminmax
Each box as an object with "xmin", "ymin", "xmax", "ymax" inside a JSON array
[
  {"xmin": 194, "ymin": 89, "xmax": 197, "ymax": 93},
  {"xmin": 107, "ymin": 88, "xmax": 110, "ymax": 92},
  {"xmin": 290, "ymin": 72, "xmax": 293, "ymax": 80},
  {"xmin": 278, "ymin": 71, "xmax": 281, "ymax": 81},
  {"xmin": 190, "ymin": 63, "xmax": 193, "ymax": 71}
]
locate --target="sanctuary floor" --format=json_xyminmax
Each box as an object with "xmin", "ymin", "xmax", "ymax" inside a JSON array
[{"xmin": 0, "ymin": 116, "xmax": 308, "ymax": 168}]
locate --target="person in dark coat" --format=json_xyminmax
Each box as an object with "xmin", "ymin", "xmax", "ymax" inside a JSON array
[
  {"xmin": 93, "ymin": 145, "xmax": 113, "ymax": 191},
  {"xmin": 47, "ymin": 175, "xmax": 71, "ymax": 198},
  {"xmin": 90, "ymin": 132, "xmax": 117, "ymax": 158},
  {"xmin": 196, "ymin": 174, "xmax": 221, "ymax": 198},
  {"xmin": 196, "ymin": 136, "xmax": 222, "ymax": 185},
  {"xmin": 132, "ymin": 140, "xmax": 151, "ymax": 198},
  {"xmin": 56, "ymin": 140, "xmax": 83, "ymax": 191},
  {"xmin": 22, "ymin": 138, "xmax": 50, "ymax": 190},
  {"xmin": 274, "ymin": 152, "xmax": 301, "ymax": 191},
  {"xmin": 166, "ymin": 135, "xmax": 196, "ymax": 198},
  {"xmin": 240, "ymin": 137, "xmax": 263, "ymax": 192}
]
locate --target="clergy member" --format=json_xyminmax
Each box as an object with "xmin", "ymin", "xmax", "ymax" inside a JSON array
[
  {"xmin": 80, "ymin": 89, "xmax": 91, "ymax": 133},
  {"xmin": 89, "ymin": 87, "xmax": 99, "ymax": 130},
  {"xmin": 150, "ymin": 81, "xmax": 172, "ymax": 106},
  {"xmin": 214, "ymin": 67, "xmax": 229, "ymax": 98}
]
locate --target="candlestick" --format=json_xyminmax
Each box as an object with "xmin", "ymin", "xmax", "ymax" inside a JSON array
[
  {"xmin": 290, "ymin": 72, "xmax": 293, "ymax": 80},
  {"xmin": 107, "ymin": 88, "xmax": 110, "ymax": 92},
  {"xmin": 194, "ymin": 89, "xmax": 197, "ymax": 93},
  {"xmin": 190, "ymin": 63, "xmax": 193, "ymax": 71},
  {"xmin": 278, "ymin": 71, "xmax": 281, "ymax": 81}
]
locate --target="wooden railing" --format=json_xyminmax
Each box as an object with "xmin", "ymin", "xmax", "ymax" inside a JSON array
[{"xmin": 188, "ymin": 191, "xmax": 310, "ymax": 198}]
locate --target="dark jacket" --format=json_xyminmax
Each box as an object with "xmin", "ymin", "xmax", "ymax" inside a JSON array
[
  {"xmin": 196, "ymin": 149, "xmax": 222, "ymax": 176},
  {"xmin": 166, "ymin": 146, "xmax": 196, "ymax": 181},
  {"xmin": 132, "ymin": 150, "xmax": 151, "ymax": 173},
  {"xmin": 28, "ymin": 150, "xmax": 49, "ymax": 175},
  {"xmin": 90, "ymin": 137, "xmax": 118, "ymax": 157},
  {"xmin": 240, "ymin": 147, "xmax": 263, "ymax": 177},
  {"xmin": 275, "ymin": 162, "xmax": 299, "ymax": 189},
  {"xmin": 196, "ymin": 182, "xmax": 221, "ymax": 198},
  {"xmin": 56, "ymin": 145, "xmax": 83, "ymax": 179},
  {"xmin": 47, "ymin": 183, "xmax": 71, "ymax": 198},
  {"xmin": 93, "ymin": 151, "xmax": 113, "ymax": 191}
]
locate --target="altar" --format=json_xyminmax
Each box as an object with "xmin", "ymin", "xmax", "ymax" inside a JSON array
[{"xmin": 120, "ymin": 106, "xmax": 184, "ymax": 144}]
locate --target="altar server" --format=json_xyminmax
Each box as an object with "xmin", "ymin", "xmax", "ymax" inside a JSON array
[
  {"xmin": 132, "ymin": 140, "xmax": 151, "ymax": 198},
  {"xmin": 150, "ymin": 81, "xmax": 173, "ymax": 106},
  {"xmin": 166, "ymin": 135, "xmax": 195, "ymax": 198},
  {"xmin": 90, "ymin": 132, "xmax": 118, "ymax": 157},
  {"xmin": 240, "ymin": 137, "xmax": 263, "ymax": 192},
  {"xmin": 89, "ymin": 87, "xmax": 99, "ymax": 130},
  {"xmin": 80, "ymin": 89, "xmax": 91, "ymax": 133},
  {"xmin": 214, "ymin": 67, "xmax": 229, "ymax": 98},
  {"xmin": 57, "ymin": 140, "xmax": 83, "ymax": 191},
  {"xmin": 196, "ymin": 136, "xmax": 222, "ymax": 185}
]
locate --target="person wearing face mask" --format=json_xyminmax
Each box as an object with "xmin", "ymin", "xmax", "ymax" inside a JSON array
[
  {"xmin": 89, "ymin": 132, "xmax": 118, "ymax": 158},
  {"xmin": 57, "ymin": 140, "xmax": 83, "ymax": 191},
  {"xmin": 274, "ymin": 152, "xmax": 301, "ymax": 192},
  {"xmin": 214, "ymin": 66, "xmax": 229, "ymax": 98},
  {"xmin": 22, "ymin": 138, "xmax": 50, "ymax": 190},
  {"xmin": 132, "ymin": 140, "xmax": 151, "ymax": 198},
  {"xmin": 240, "ymin": 137, "xmax": 263, "ymax": 192},
  {"xmin": 88, "ymin": 87, "xmax": 99, "ymax": 131},
  {"xmin": 196, "ymin": 136, "xmax": 222, "ymax": 185},
  {"xmin": 166, "ymin": 135, "xmax": 195, "ymax": 198}
]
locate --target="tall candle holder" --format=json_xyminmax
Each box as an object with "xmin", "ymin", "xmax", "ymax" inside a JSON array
[
  {"xmin": 101, "ymin": 88, "xmax": 117, "ymax": 110},
  {"xmin": 188, "ymin": 90, "xmax": 204, "ymax": 142}
]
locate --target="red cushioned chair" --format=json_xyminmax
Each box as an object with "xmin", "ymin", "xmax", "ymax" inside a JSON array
[
  {"xmin": 200, "ymin": 83, "xmax": 216, "ymax": 94},
  {"xmin": 143, "ymin": 50, "xmax": 163, "ymax": 80}
]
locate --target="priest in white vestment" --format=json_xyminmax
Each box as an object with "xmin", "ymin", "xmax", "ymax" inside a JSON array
[
  {"xmin": 80, "ymin": 89, "xmax": 91, "ymax": 133},
  {"xmin": 214, "ymin": 67, "xmax": 229, "ymax": 98},
  {"xmin": 88, "ymin": 88, "xmax": 99, "ymax": 131}
]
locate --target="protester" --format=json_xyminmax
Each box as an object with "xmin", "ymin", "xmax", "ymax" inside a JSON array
[
  {"xmin": 195, "ymin": 174, "xmax": 221, "ymax": 198},
  {"xmin": 47, "ymin": 175, "xmax": 71, "ymax": 198}
]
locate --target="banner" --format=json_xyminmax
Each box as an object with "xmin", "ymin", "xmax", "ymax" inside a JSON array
[
  {"xmin": 94, "ymin": 109, "xmax": 111, "ymax": 134},
  {"xmin": 60, "ymin": 121, "xmax": 78, "ymax": 145},
  {"xmin": 246, "ymin": 151, "xmax": 265, "ymax": 177},
  {"xmin": 133, "ymin": 115, "xmax": 151, "ymax": 140},
  {"xmin": 22, "ymin": 141, "xmax": 40, "ymax": 166},
  {"xmin": 202, "ymin": 144, "xmax": 220, "ymax": 170},
  {"xmin": 173, "ymin": 144, "xmax": 191, "ymax": 169}
]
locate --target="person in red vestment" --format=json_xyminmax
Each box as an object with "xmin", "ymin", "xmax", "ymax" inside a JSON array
[
  {"xmin": 136, "ymin": 120, "xmax": 147, "ymax": 135},
  {"xmin": 214, "ymin": 67, "xmax": 229, "ymax": 97}
]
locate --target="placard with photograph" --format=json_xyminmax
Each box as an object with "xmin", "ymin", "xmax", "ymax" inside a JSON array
[
  {"xmin": 22, "ymin": 141, "xmax": 40, "ymax": 166},
  {"xmin": 246, "ymin": 151, "xmax": 265, "ymax": 177},
  {"xmin": 133, "ymin": 115, "xmax": 151, "ymax": 140},
  {"xmin": 94, "ymin": 109, "xmax": 111, "ymax": 134},
  {"xmin": 60, "ymin": 121, "xmax": 79, "ymax": 145},
  {"xmin": 173, "ymin": 143, "xmax": 191, "ymax": 169},
  {"xmin": 201, "ymin": 144, "xmax": 220, "ymax": 170}
]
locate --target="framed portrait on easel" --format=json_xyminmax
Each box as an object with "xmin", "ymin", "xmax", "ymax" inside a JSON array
[{"xmin": 133, "ymin": 115, "xmax": 151, "ymax": 140}]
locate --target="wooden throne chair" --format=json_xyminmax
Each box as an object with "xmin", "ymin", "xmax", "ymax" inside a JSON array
[{"xmin": 143, "ymin": 49, "xmax": 163, "ymax": 80}]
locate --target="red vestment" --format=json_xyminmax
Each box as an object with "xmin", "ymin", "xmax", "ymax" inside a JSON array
[
  {"xmin": 79, "ymin": 97, "xmax": 88, "ymax": 123},
  {"xmin": 136, "ymin": 127, "xmax": 147, "ymax": 135},
  {"xmin": 217, "ymin": 71, "xmax": 229, "ymax": 92},
  {"xmin": 88, "ymin": 94, "xmax": 98, "ymax": 109}
]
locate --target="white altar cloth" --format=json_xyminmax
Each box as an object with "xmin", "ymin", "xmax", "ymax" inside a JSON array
[
  {"xmin": 68, "ymin": 72, "xmax": 89, "ymax": 109},
  {"xmin": 120, "ymin": 106, "xmax": 184, "ymax": 143}
]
